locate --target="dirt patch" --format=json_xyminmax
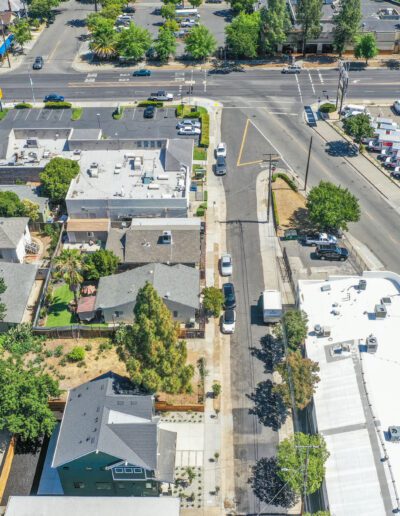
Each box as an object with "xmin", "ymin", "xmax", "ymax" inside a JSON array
[{"xmin": 272, "ymin": 178, "xmax": 307, "ymax": 236}]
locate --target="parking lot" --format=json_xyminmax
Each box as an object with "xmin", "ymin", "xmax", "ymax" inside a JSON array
[{"xmin": 1, "ymin": 107, "xmax": 200, "ymax": 144}]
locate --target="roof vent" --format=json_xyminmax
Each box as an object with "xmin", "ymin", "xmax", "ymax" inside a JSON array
[
  {"xmin": 381, "ymin": 297, "xmax": 392, "ymax": 305},
  {"xmin": 164, "ymin": 292, "xmax": 170, "ymax": 299},
  {"xmin": 374, "ymin": 304, "xmax": 387, "ymax": 318},
  {"xmin": 389, "ymin": 426, "xmax": 400, "ymax": 442},
  {"xmin": 358, "ymin": 279, "xmax": 367, "ymax": 291},
  {"xmin": 366, "ymin": 334, "xmax": 378, "ymax": 353},
  {"xmin": 321, "ymin": 284, "xmax": 331, "ymax": 292},
  {"xmin": 162, "ymin": 230, "xmax": 172, "ymax": 244}
]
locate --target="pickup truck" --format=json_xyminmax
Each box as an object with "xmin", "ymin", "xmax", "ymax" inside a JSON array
[
  {"xmin": 148, "ymin": 90, "xmax": 174, "ymax": 101},
  {"xmin": 301, "ymin": 232, "xmax": 337, "ymax": 246}
]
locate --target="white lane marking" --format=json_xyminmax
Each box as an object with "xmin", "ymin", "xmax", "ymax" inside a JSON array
[
  {"xmin": 24, "ymin": 109, "xmax": 31, "ymax": 120},
  {"xmin": 85, "ymin": 78, "xmax": 95, "ymax": 83},
  {"xmin": 317, "ymin": 69, "xmax": 324, "ymax": 84},
  {"xmin": 308, "ymin": 72, "xmax": 316, "ymax": 94},
  {"xmin": 85, "ymin": 73, "xmax": 97, "ymax": 83},
  {"xmin": 131, "ymin": 107, "xmax": 136, "ymax": 119},
  {"xmin": 295, "ymin": 74, "xmax": 303, "ymax": 103},
  {"xmin": 118, "ymin": 78, "xmax": 130, "ymax": 82}
]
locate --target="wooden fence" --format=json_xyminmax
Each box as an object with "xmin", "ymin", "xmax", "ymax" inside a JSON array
[{"xmin": 49, "ymin": 399, "xmax": 204, "ymax": 413}]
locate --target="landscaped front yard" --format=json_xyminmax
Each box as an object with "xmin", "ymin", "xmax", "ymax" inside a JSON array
[{"xmin": 45, "ymin": 284, "xmax": 76, "ymax": 327}]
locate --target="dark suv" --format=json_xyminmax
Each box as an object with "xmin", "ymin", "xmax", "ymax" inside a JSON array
[
  {"xmin": 315, "ymin": 245, "xmax": 349, "ymax": 261},
  {"xmin": 223, "ymin": 282, "xmax": 236, "ymax": 309}
]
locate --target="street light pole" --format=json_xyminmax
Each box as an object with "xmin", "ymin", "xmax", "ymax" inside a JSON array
[
  {"xmin": 1, "ymin": 21, "xmax": 10, "ymax": 68},
  {"xmin": 96, "ymin": 113, "xmax": 101, "ymax": 131},
  {"xmin": 263, "ymin": 153, "xmax": 280, "ymax": 223}
]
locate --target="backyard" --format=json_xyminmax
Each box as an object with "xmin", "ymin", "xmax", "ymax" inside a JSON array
[{"xmin": 45, "ymin": 284, "xmax": 76, "ymax": 327}]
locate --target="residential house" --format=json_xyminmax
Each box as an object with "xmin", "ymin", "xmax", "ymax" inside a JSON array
[
  {"xmin": 66, "ymin": 218, "xmax": 110, "ymax": 245},
  {"xmin": 4, "ymin": 496, "xmax": 181, "ymax": 516},
  {"xmin": 0, "ymin": 217, "xmax": 31, "ymax": 263},
  {"xmin": 52, "ymin": 372, "xmax": 177, "ymax": 497},
  {"xmin": 94, "ymin": 263, "xmax": 200, "ymax": 324},
  {"xmin": 0, "ymin": 185, "xmax": 50, "ymax": 223},
  {"xmin": 0, "ymin": 261, "xmax": 37, "ymax": 331},
  {"xmin": 106, "ymin": 218, "xmax": 201, "ymax": 269},
  {"xmin": 0, "ymin": 0, "xmax": 25, "ymax": 16}
]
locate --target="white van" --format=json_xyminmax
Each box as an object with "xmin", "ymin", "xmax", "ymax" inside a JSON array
[
  {"xmin": 341, "ymin": 104, "xmax": 366, "ymax": 115},
  {"xmin": 261, "ymin": 290, "xmax": 282, "ymax": 324},
  {"xmin": 175, "ymin": 8, "xmax": 200, "ymax": 18}
]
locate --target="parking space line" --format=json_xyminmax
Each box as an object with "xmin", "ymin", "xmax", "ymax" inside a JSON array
[
  {"xmin": 295, "ymin": 74, "xmax": 303, "ymax": 103},
  {"xmin": 58, "ymin": 109, "xmax": 64, "ymax": 121},
  {"xmin": 24, "ymin": 109, "xmax": 32, "ymax": 120},
  {"xmin": 13, "ymin": 110, "xmax": 20, "ymax": 120},
  {"xmin": 36, "ymin": 109, "xmax": 42, "ymax": 120},
  {"xmin": 131, "ymin": 107, "xmax": 136, "ymax": 119},
  {"xmin": 308, "ymin": 72, "xmax": 316, "ymax": 95}
]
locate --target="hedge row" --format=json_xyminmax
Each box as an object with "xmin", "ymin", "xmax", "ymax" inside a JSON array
[
  {"xmin": 272, "ymin": 191, "xmax": 280, "ymax": 227},
  {"xmin": 15, "ymin": 102, "xmax": 33, "ymax": 109},
  {"xmin": 272, "ymin": 172, "xmax": 298, "ymax": 192},
  {"xmin": 138, "ymin": 101, "xmax": 163, "ymax": 107},
  {"xmin": 199, "ymin": 112, "xmax": 209, "ymax": 148},
  {"xmin": 44, "ymin": 101, "xmax": 72, "ymax": 109},
  {"xmin": 319, "ymin": 102, "xmax": 336, "ymax": 113}
]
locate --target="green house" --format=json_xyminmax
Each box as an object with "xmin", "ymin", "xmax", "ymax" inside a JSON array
[{"xmin": 52, "ymin": 372, "xmax": 177, "ymax": 497}]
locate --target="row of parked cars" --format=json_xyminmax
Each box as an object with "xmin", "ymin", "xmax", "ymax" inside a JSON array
[
  {"xmin": 300, "ymin": 232, "xmax": 349, "ymax": 261},
  {"xmin": 219, "ymin": 254, "xmax": 236, "ymax": 334}
]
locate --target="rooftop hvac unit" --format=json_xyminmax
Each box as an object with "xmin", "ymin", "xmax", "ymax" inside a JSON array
[
  {"xmin": 358, "ymin": 279, "xmax": 367, "ymax": 290},
  {"xmin": 90, "ymin": 167, "xmax": 98, "ymax": 178},
  {"xmin": 162, "ymin": 230, "xmax": 172, "ymax": 244},
  {"xmin": 314, "ymin": 324, "xmax": 331, "ymax": 337},
  {"xmin": 381, "ymin": 297, "xmax": 392, "ymax": 305},
  {"xmin": 114, "ymin": 164, "xmax": 122, "ymax": 174},
  {"xmin": 374, "ymin": 304, "xmax": 387, "ymax": 319},
  {"xmin": 26, "ymin": 139, "xmax": 38, "ymax": 148},
  {"xmin": 366, "ymin": 334, "xmax": 378, "ymax": 353},
  {"xmin": 388, "ymin": 426, "xmax": 400, "ymax": 442},
  {"xmin": 321, "ymin": 284, "xmax": 331, "ymax": 292}
]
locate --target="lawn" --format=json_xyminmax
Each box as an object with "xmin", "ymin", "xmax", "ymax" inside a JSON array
[
  {"xmin": 193, "ymin": 146, "xmax": 207, "ymax": 161},
  {"xmin": 46, "ymin": 284, "xmax": 77, "ymax": 327}
]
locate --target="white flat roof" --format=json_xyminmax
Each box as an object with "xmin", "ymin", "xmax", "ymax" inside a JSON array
[
  {"xmin": 5, "ymin": 496, "xmax": 180, "ymax": 516},
  {"xmin": 298, "ymin": 271, "xmax": 400, "ymax": 516}
]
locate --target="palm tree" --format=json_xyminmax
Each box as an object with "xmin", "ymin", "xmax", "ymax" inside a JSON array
[{"xmin": 54, "ymin": 249, "xmax": 84, "ymax": 306}]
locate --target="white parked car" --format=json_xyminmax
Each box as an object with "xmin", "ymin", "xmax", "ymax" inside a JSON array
[
  {"xmin": 178, "ymin": 126, "xmax": 201, "ymax": 135},
  {"xmin": 394, "ymin": 100, "xmax": 400, "ymax": 114},
  {"xmin": 216, "ymin": 142, "xmax": 227, "ymax": 158},
  {"xmin": 176, "ymin": 119, "xmax": 201, "ymax": 129},
  {"xmin": 220, "ymin": 254, "xmax": 233, "ymax": 276},
  {"xmin": 221, "ymin": 309, "xmax": 236, "ymax": 334},
  {"xmin": 181, "ymin": 19, "xmax": 197, "ymax": 27}
]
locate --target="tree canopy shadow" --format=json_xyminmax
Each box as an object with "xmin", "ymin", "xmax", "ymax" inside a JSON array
[
  {"xmin": 250, "ymin": 334, "xmax": 284, "ymax": 373},
  {"xmin": 248, "ymin": 380, "xmax": 289, "ymax": 431}
]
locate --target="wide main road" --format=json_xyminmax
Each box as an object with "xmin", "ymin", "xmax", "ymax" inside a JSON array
[{"xmin": 1, "ymin": 68, "xmax": 400, "ymax": 104}]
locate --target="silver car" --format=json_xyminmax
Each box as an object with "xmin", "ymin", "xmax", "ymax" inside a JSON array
[
  {"xmin": 220, "ymin": 254, "xmax": 233, "ymax": 276},
  {"xmin": 176, "ymin": 119, "xmax": 201, "ymax": 129}
]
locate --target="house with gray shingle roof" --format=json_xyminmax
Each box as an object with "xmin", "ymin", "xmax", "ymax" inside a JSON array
[
  {"xmin": 52, "ymin": 372, "xmax": 177, "ymax": 497},
  {"xmin": 0, "ymin": 217, "xmax": 31, "ymax": 263},
  {"xmin": 94, "ymin": 263, "xmax": 200, "ymax": 324}
]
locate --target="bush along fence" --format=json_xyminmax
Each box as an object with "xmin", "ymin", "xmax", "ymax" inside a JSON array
[{"xmin": 272, "ymin": 172, "xmax": 298, "ymax": 192}]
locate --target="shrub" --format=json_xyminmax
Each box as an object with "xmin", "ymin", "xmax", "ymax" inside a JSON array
[
  {"xmin": 71, "ymin": 107, "xmax": 83, "ymax": 121},
  {"xmin": 319, "ymin": 102, "xmax": 336, "ymax": 113},
  {"xmin": 44, "ymin": 101, "xmax": 72, "ymax": 109},
  {"xmin": 199, "ymin": 112, "xmax": 209, "ymax": 148},
  {"xmin": 15, "ymin": 102, "xmax": 33, "ymax": 109},
  {"xmin": 212, "ymin": 382, "xmax": 221, "ymax": 397},
  {"xmin": 272, "ymin": 191, "xmax": 280, "ymax": 226},
  {"xmin": 112, "ymin": 106, "xmax": 124, "ymax": 120},
  {"xmin": 0, "ymin": 109, "xmax": 9, "ymax": 121},
  {"xmin": 137, "ymin": 101, "xmax": 163, "ymax": 107},
  {"xmin": 272, "ymin": 172, "xmax": 298, "ymax": 192},
  {"xmin": 84, "ymin": 343, "xmax": 93, "ymax": 351},
  {"xmin": 196, "ymin": 206, "xmax": 205, "ymax": 217},
  {"xmin": 67, "ymin": 346, "xmax": 85, "ymax": 362},
  {"xmin": 54, "ymin": 345, "xmax": 63, "ymax": 357}
]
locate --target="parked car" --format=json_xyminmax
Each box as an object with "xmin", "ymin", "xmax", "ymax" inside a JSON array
[
  {"xmin": 206, "ymin": 0, "xmax": 223, "ymax": 3},
  {"xmin": 181, "ymin": 19, "xmax": 197, "ymax": 27},
  {"xmin": 220, "ymin": 254, "xmax": 233, "ymax": 276},
  {"xmin": 44, "ymin": 93, "xmax": 64, "ymax": 102},
  {"xmin": 391, "ymin": 168, "xmax": 400, "ymax": 179},
  {"xmin": 174, "ymin": 29, "xmax": 188, "ymax": 38},
  {"xmin": 301, "ymin": 232, "xmax": 337, "ymax": 246},
  {"xmin": 393, "ymin": 100, "xmax": 400, "ymax": 114},
  {"xmin": 133, "ymin": 69, "xmax": 151, "ymax": 76},
  {"xmin": 383, "ymin": 156, "xmax": 398, "ymax": 168},
  {"xmin": 315, "ymin": 245, "xmax": 349, "ymax": 261},
  {"xmin": 178, "ymin": 126, "xmax": 201, "ymax": 135},
  {"xmin": 33, "ymin": 56, "xmax": 43, "ymax": 70},
  {"xmin": 282, "ymin": 65, "xmax": 301, "ymax": 74},
  {"xmin": 216, "ymin": 142, "xmax": 227, "ymax": 158},
  {"xmin": 215, "ymin": 155, "xmax": 227, "ymax": 175},
  {"xmin": 122, "ymin": 4, "xmax": 135, "ymax": 12},
  {"xmin": 143, "ymin": 105, "xmax": 156, "ymax": 118},
  {"xmin": 221, "ymin": 309, "xmax": 236, "ymax": 334},
  {"xmin": 176, "ymin": 119, "xmax": 201, "ymax": 129},
  {"xmin": 223, "ymin": 283, "xmax": 236, "ymax": 309},
  {"xmin": 148, "ymin": 90, "xmax": 173, "ymax": 101}
]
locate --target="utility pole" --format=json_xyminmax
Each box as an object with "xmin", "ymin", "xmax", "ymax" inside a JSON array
[
  {"xmin": 336, "ymin": 60, "xmax": 349, "ymax": 118},
  {"xmin": 1, "ymin": 21, "xmax": 10, "ymax": 68},
  {"xmin": 263, "ymin": 153, "xmax": 280, "ymax": 223},
  {"xmin": 295, "ymin": 443, "xmax": 322, "ymax": 513},
  {"xmin": 94, "ymin": 0, "xmax": 98, "ymax": 12},
  {"xmin": 304, "ymin": 136, "xmax": 312, "ymax": 191}
]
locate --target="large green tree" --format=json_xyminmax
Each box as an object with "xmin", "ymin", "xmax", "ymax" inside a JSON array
[
  {"xmin": 160, "ymin": 3, "xmax": 176, "ymax": 19},
  {"xmin": 29, "ymin": 0, "xmax": 58, "ymax": 20},
  {"xmin": 296, "ymin": 0, "xmax": 323, "ymax": 54},
  {"xmin": 342, "ymin": 112, "xmax": 374, "ymax": 143},
  {"xmin": 114, "ymin": 283, "xmax": 194, "ymax": 394},
  {"xmin": 54, "ymin": 249, "xmax": 84, "ymax": 305},
  {"xmin": 12, "ymin": 19, "xmax": 32, "ymax": 51},
  {"xmin": 229, "ymin": 0, "xmax": 254, "ymax": 14},
  {"xmin": 154, "ymin": 27, "xmax": 177, "ymax": 62},
  {"xmin": 275, "ymin": 351, "xmax": 320, "ymax": 410},
  {"xmin": 333, "ymin": 0, "xmax": 361, "ymax": 56},
  {"xmin": 0, "ymin": 277, "xmax": 6, "ymax": 323},
  {"xmin": 116, "ymin": 22, "xmax": 152, "ymax": 61},
  {"xmin": 89, "ymin": 17, "xmax": 118, "ymax": 59},
  {"xmin": 282, "ymin": 309, "xmax": 308, "ymax": 351},
  {"xmin": 354, "ymin": 33, "xmax": 378, "ymax": 64},
  {"xmin": 202, "ymin": 286, "xmax": 224, "ymax": 317},
  {"xmin": 225, "ymin": 12, "xmax": 260, "ymax": 58},
  {"xmin": 306, "ymin": 180, "xmax": 361, "ymax": 231},
  {"xmin": 260, "ymin": 0, "xmax": 290, "ymax": 54},
  {"xmin": 0, "ymin": 358, "xmax": 60, "ymax": 442},
  {"xmin": 0, "ymin": 191, "xmax": 25, "ymax": 217},
  {"xmin": 83, "ymin": 249, "xmax": 120, "ymax": 280},
  {"xmin": 277, "ymin": 432, "xmax": 329, "ymax": 496},
  {"xmin": 185, "ymin": 24, "xmax": 217, "ymax": 60},
  {"xmin": 40, "ymin": 157, "xmax": 80, "ymax": 203}
]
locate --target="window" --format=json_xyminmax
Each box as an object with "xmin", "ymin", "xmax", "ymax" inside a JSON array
[
  {"xmin": 115, "ymin": 467, "xmax": 124, "ymax": 473},
  {"xmin": 114, "ymin": 311, "xmax": 123, "ymax": 318},
  {"xmin": 96, "ymin": 482, "xmax": 112, "ymax": 490},
  {"xmin": 87, "ymin": 232, "xmax": 94, "ymax": 238},
  {"xmin": 173, "ymin": 311, "xmax": 178, "ymax": 318},
  {"xmin": 73, "ymin": 482, "xmax": 85, "ymax": 489},
  {"xmin": 145, "ymin": 482, "xmax": 152, "ymax": 489},
  {"xmin": 133, "ymin": 468, "xmax": 142, "ymax": 473},
  {"xmin": 124, "ymin": 467, "xmax": 133, "ymax": 473}
]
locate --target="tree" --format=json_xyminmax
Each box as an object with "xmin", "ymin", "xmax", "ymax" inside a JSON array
[
  {"xmin": 282, "ymin": 310, "xmax": 308, "ymax": 351},
  {"xmin": 29, "ymin": 0, "xmax": 58, "ymax": 20},
  {"xmin": 185, "ymin": 25, "xmax": 217, "ymax": 60},
  {"xmin": 259, "ymin": 0, "xmax": 290, "ymax": 54},
  {"xmin": 67, "ymin": 346, "xmax": 85, "ymax": 362},
  {"xmin": 160, "ymin": 3, "xmax": 176, "ymax": 19},
  {"xmin": 12, "ymin": 19, "xmax": 32, "ymax": 51},
  {"xmin": 354, "ymin": 33, "xmax": 378, "ymax": 64},
  {"xmin": 229, "ymin": 0, "xmax": 254, "ymax": 15},
  {"xmin": 101, "ymin": 2, "xmax": 123, "ymax": 20},
  {"xmin": 0, "ymin": 277, "xmax": 6, "ymax": 323},
  {"xmin": 296, "ymin": 0, "xmax": 323, "ymax": 55},
  {"xmin": 304, "ymin": 512, "xmax": 331, "ymax": 516},
  {"xmin": 54, "ymin": 249, "xmax": 84, "ymax": 305},
  {"xmin": 0, "ymin": 358, "xmax": 60, "ymax": 442},
  {"xmin": 275, "ymin": 352, "xmax": 320, "ymax": 410},
  {"xmin": 116, "ymin": 22, "xmax": 152, "ymax": 61},
  {"xmin": 189, "ymin": 0, "xmax": 202, "ymax": 6},
  {"xmin": 0, "ymin": 191, "xmax": 25, "ymax": 217},
  {"xmin": 277, "ymin": 432, "xmax": 329, "ymax": 495},
  {"xmin": 249, "ymin": 379, "xmax": 289, "ymax": 431},
  {"xmin": 202, "ymin": 286, "xmax": 224, "ymax": 317},
  {"xmin": 83, "ymin": 249, "xmax": 120, "ymax": 280},
  {"xmin": 342, "ymin": 112, "xmax": 374, "ymax": 143},
  {"xmin": 1, "ymin": 324, "xmax": 43, "ymax": 356},
  {"xmin": 154, "ymin": 27, "xmax": 177, "ymax": 62},
  {"xmin": 306, "ymin": 180, "xmax": 361, "ymax": 231},
  {"xmin": 21, "ymin": 199, "xmax": 40, "ymax": 222},
  {"xmin": 40, "ymin": 157, "xmax": 80, "ymax": 203},
  {"xmin": 249, "ymin": 457, "xmax": 298, "ymax": 508},
  {"xmin": 164, "ymin": 18, "xmax": 179, "ymax": 32},
  {"xmin": 225, "ymin": 12, "xmax": 260, "ymax": 58},
  {"xmin": 333, "ymin": 0, "xmax": 361, "ymax": 56},
  {"xmin": 89, "ymin": 17, "xmax": 118, "ymax": 59},
  {"xmin": 114, "ymin": 283, "xmax": 194, "ymax": 394}
]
